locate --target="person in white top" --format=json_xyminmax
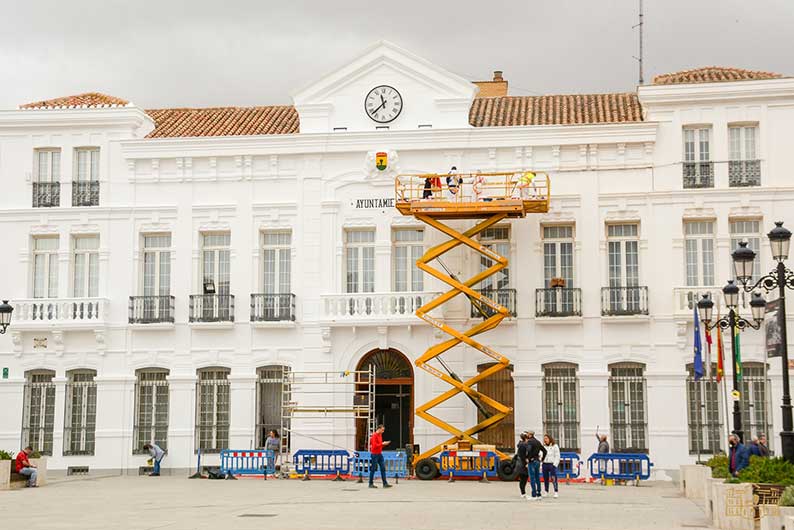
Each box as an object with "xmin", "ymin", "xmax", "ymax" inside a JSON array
[{"xmin": 541, "ymin": 434, "xmax": 561, "ymax": 498}]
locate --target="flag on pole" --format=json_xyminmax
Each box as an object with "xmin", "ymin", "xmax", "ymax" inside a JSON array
[
  {"xmin": 716, "ymin": 311, "xmax": 725, "ymax": 383},
  {"xmin": 734, "ymin": 320, "xmax": 743, "ymax": 382},
  {"xmin": 693, "ymin": 305, "xmax": 704, "ymax": 381},
  {"xmin": 704, "ymin": 323, "xmax": 713, "ymax": 379}
]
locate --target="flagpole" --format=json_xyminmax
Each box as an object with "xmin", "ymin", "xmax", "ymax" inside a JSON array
[
  {"xmin": 695, "ymin": 379, "xmax": 703, "ymax": 463},
  {"xmin": 722, "ymin": 371, "xmax": 731, "ymax": 455}
]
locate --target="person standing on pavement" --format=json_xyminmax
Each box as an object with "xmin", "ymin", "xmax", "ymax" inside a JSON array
[
  {"xmin": 596, "ymin": 431, "xmax": 610, "ymax": 453},
  {"xmin": 368, "ymin": 424, "xmax": 392, "ymax": 489},
  {"xmin": 542, "ymin": 434, "xmax": 560, "ymax": 498},
  {"xmin": 143, "ymin": 443, "xmax": 165, "ymax": 476},
  {"xmin": 728, "ymin": 434, "xmax": 750, "ymax": 476},
  {"xmin": 515, "ymin": 432, "xmax": 530, "ymax": 498},
  {"xmin": 749, "ymin": 434, "xmax": 770, "ymax": 458},
  {"xmin": 15, "ymin": 446, "xmax": 38, "ymax": 487},
  {"xmin": 525, "ymin": 430, "xmax": 547, "ymax": 500}
]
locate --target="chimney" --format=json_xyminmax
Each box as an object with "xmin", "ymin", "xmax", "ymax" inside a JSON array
[{"xmin": 473, "ymin": 70, "xmax": 508, "ymax": 98}]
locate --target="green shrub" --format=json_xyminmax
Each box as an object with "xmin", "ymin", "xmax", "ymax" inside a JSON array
[
  {"xmin": 705, "ymin": 454, "xmax": 730, "ymax": 479},
  {"xmin": 737, "ymin": 456, "xmax": 794, "ymax": 486},
  {"xmin": 29, "ymin": 450, "xmax": 41, "ymax": 459},
  {"xmin": 780, "ymin": 486, "xmax": 794, "ymax": 506},
  {"xmin": 0, "ymin": 450, "xmax": 13, "ymax": 460}
]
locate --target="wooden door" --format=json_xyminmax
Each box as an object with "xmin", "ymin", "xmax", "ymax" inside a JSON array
[{"xmin": 476, "ymin": 363, "xmax": 515, "ymax": 451}]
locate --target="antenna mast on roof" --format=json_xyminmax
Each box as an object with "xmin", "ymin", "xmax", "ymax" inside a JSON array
[{"xmin": 633, "ymin": 0, "xmax": 645, "ymax": 85}]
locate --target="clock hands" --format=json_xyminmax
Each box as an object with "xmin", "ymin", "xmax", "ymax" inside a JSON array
[{"xmin": 371, "ymin": 95, "xmax": 387, "ymax": 115}]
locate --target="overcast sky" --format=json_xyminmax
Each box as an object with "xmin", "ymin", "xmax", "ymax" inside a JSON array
[{"xmin": 1, "ymin": 0, "xmax": 792, "ymax": 110}]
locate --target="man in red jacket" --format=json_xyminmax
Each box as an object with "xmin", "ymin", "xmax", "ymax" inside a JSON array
[
  {"xmin": 368, "ymin": 424, "xmax": 392, "ymax": 489},
  {"xmin": 15, "ymin": 446, "xmax": 38, "ymax": 487}
]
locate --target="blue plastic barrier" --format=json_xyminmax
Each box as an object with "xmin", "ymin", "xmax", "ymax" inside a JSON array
[
  {"xmin": 220, "ymin": 449, "xmax": 275, "ymax": 476},
  {"xmin": 438, "ymin": 450, "xmax": 499, "ymax": 478},
  {"xmin": 587, "ymin": 453, "xmax": 653, "ymax": 481},
  {"xmin": 350, "ymin": 450, "xmax": 409, "ymax": 478},
  {"xmin": 293, "ymin": 449, "xmax": 350, "ymax": 476},
  {"xmin": 558, "ymin": 452, "xmax": 582, "ymax": 479}
]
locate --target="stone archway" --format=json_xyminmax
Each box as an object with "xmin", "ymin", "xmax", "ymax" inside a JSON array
[{"xmin": 355, "ymin": 348, "xmax": 414, "ymax": 451}]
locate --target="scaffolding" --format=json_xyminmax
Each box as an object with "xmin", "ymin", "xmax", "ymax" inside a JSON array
[
  {"xmin": 395, "ymin": 170, "xmax": 550, "ymax": 478},
  {"xmin": 279, "ymin": 367, "xmax": 376, "ymax": 464}
]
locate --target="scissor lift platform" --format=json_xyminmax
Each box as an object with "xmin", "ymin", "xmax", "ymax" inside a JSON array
[{"xmin": 394, "ymin": 170, "xmax": 550, "ymax": 480}]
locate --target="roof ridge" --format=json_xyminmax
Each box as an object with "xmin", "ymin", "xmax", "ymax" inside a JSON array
[{"xmin": 145, "ymin": 104, "xmax": 294, "ymax": 112}]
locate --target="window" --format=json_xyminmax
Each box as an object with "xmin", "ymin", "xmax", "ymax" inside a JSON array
[
  {"xmin": 64, "ymin": 370, "xmax": 97, "ymax": 455},
  {"xmin": 542, "ymin": 363, "xmax": 580, "ymax": 452},
  {"xmin": 609, "ymin": 363, "xmax": 648, "ymax": 453},
  {"xmin": 75, "ymin": 148, "xmax": 99, "ymax": 182},
  {"xmin": 686, "ymin": 364, "xmax": 722, "ymax": 454},
  {"xmin": 729, "ymin": 126, "xmax": 760, "ymax": 187},
  {"xmin": 143, "ymin": 235, "xmax": 171, "ymax": 296},
  {"xmin": 73, "ymin": 236, "xmax": 99, "ymax": 297},
  {"xmin": 133, "ymin": 369, "xmax": 169, "ymax": 453},
  {"xmin": 740, "ymin": 363, "xmax": 771, "ymax": 446},
  {"xmin": 730, "ymin": 220, "xmax": 762, "ymax": 283},
  {"xmin": 684, "ymin": 221, "xmax": 715, "ymax": 287},
  {"xmin": 32, "ymin": 237, "xmax": 59, "ymax": 298},
  {"xmin": 393, "ymin": 228, "xmax": 423, "ymax": 292},
  {"xmin": 35, "ymin": 149, "xmax": 61, "ymax": 183},
  {"xmin": 683, "ymin": 127, "xmax": 714, "ymax": 188},
  {"xmin": 262, "ymin": 231, "xmax": 291, "ymax": 294},
  {"xmin": 540, "ymin": 225, "xmax": 577, "ymax": 314},
  {"xmin": 200, "ymin": 233, "xmax": 232, "ymax": 321},
  {"xmin": 22, "ymin": 371, "xmax": 56, "ymax": 455},
  {"xmin": 479, "ymin": 227, "xmax": 510, "ymax": 290},
  {"xmin": 196, "ymin": 368, "xmax": 230, "ymax": 452},
  {"xmin": 605, "ymin": 224, "xmax": 643, "ymax": 314},
  {"xmin": 345, "ymin": 230, "xmax": 375, "ymax": 294},
  {"xmin": 256, "ymin": 366, "xmax": 290, "ymax": 448}
]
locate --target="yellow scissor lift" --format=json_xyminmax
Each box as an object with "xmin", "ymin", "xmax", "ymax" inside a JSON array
[{"xmin": 395, "ymin": 171, "xmax": 550, "ymax": 480}]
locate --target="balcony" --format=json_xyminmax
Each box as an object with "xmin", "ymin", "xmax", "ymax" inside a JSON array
[
  {"xmin": 470, "ymin": 288, "xmax": 517, "ymax": 318},
  {"xmin": 129, "ymin": 295, "xmax": 175, "ymax": 324},
  {"xmin": 189, "ymin": 294, "xmax": 235, "ymax": 323},
  {"xmin": 535, "ymin": 288, "xmax": 582, "ymax": 318},
  {"xmin": 32, "ymin": 182, "xmax": 60, "ymax": 207},
  {"xmin": 601, "ymin": 286, "xmax": 649, "ymax": 316},
  {"xmin": 683, "ymin": 161, "xmax": 714, "ymax": 189},
  {"xmin": 673, "ymin": 286, "xmax": 752, "ymax": 318},
  {"xmin": 11, "ymin": 298, "xmax": 109, "ymax": 329},
  {"xmin": 72, "ymin": 181, "xmax": 100, "ymax": 206},
  {"xmin": 250, "ymin": 293, "xmax": 296, "ymax": 322},
  {"xmin": 729, "ymin": 160, "xmax": 761, "ymax": 187},
  {"xmin": 321, "ymin": 291, "xmax": 438, "ymax": 324}
]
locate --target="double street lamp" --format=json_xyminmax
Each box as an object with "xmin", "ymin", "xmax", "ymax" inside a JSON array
[
  {"xmin": 731, "ymin": 221, "xmax": 794, "ymax": 462},
  {"xmin": 697, "ymin": 283, "xmax": 766, "ymax": 443}
]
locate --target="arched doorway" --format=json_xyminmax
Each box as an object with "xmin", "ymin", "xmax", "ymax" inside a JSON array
[{"xmin": 356, "ymin": 348, "xmax": 414, "ymax": 451}]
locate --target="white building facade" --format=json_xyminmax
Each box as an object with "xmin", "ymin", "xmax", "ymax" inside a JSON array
[{"xmin": 1, "ymin": 42, "xmax": 792, "ymax": 474}]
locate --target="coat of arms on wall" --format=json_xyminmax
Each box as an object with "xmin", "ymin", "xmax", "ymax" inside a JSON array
[{"xmin": 364, "ymin": 150, "xmax": 400, "ymax": 180}]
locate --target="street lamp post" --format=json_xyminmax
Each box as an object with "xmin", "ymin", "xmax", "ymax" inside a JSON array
[
  {"xmin": 0, "ymin": 300, "xmax": 13, "ymax": 334},
  {"xmin": 697, "ymin": 284, "xmax": 766, "ymax": 443},
  {"xmin": 731, "ymin": 221, "xmax": 794, "ymax": 462}
]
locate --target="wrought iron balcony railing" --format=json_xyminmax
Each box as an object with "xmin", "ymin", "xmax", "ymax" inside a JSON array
[
  {"xmin": 470, "ymin": 288, "xmax": 517, "ymax": 318},
  {"xmin": 72, "ymin": 181, "xmax": 100, "ymax": 206},
  {"xmin": 683, "ymin": 161, "xmax": 714, "ymax": 189},
  {"xmin": 250, "ymin": 293, "xmax": 296, "ymax": 322},
  {"xmin": 32, "ymin": 182, "xmax": 60, "ymax": 207},
  {"xmin": 601, "ymin": 286, "xmax": 649, "ymax": 316},
  {"xmin": 535, "ymin": 288, "xmax": 582, "ymax": 317},
  {"xmin": 189, "ymin": 294, "xmax": 235, "ymax": 323},
  {"xmin": 129, "ymin": 295, "xmax": 176, "ymax": 324},
  {"xmin": 728, "ymin": 160, "xmax": 761, "ymax": 187}
]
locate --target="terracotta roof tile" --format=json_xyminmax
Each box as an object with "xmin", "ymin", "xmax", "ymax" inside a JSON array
[
  {"xmin": 20, "ymin": 92, "xmax": 129, "ymax": 109},
  {"xmin": 652, "ymin": 67, "xmax": 783, "ymax": 85},
  {"xmin": 469, "ymin": 93, "xmax": 643, "ymax": 127},
  {"xmin": 144, "ymin": 106, "xmax": 299, "ymax": 138}
]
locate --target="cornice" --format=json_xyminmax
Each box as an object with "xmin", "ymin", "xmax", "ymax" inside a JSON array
[
  {"xmin": 638, "ymin": 78, "xmax": 794, "ymax": 106},
  {"xmin": 119, "ymin": 122, "xmax": 659, "ymax": 160},
  {"xmin": 0, "ymin": 107, "xmax": 155, "ymax": 133}
]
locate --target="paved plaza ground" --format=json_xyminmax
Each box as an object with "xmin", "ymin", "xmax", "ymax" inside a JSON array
[{"xmin": 0, "ymin": 474, "xmax": 710, "ymax": 530}]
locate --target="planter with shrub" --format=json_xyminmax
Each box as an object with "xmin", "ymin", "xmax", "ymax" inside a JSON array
[{"xmin": 0, "ymin": 450, "xmax": 12, "ymax": 490}]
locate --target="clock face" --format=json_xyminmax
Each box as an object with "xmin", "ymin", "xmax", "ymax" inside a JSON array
[{"xmin": 365, "ymin": 85, "xmax": 403, "ymax": 123}]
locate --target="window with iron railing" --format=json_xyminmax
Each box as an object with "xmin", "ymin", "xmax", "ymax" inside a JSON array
[
  {"xmin": 133, "ymin": 369, "xmax": 169, "ymax": 453},
  {"xmin": 252, "ymin": 231, "xmax": 294, "ymax": 321},
  {"xmin": 22, "ymin": 371, "xmax": 56, "ymax": 456},
  {"xmin": 194, "ymin": 233, "xmax": 232, "ymax": 322},
  {"xmin": 64, "ymin": 370, "xmax": 97, "ymax": 455},
  {"xmin": 34, "ymin": 148, "xmax": 61, "ymax": 207},
  {"xmin": 541, "ymin": 225, "xmax": 576, "ymax": 315},
  {"xmin": 196, "ymin": 368, "xmax": 230, "ymax": 452},
  {"xmin": 683, "ymin": 127, "xmax": 714, "ymax": 188},
  {"xmin": 256, "ymin": 365, "xmax": 290, "ymax": 448},
  {"xmin": 729, "ymin": 125, "xmax": 760, "ymax": 187},
  {"xmin": 604, "ymin": 224, "xmax": 647, "ymax": 315},
  {"xmin": 72, "ymin": 148, "xmax": 100, "ymax": 206},
  {"xmin": 686, "ymin": 363, "xmax": 722, "ymax": 455},
  {"xmin": 542, "ymin": 363, "xmax": 580, "ymax": 452},
  {"xmin": 609, "ymin": 363, "xmax": 648, "ymax": 453}
]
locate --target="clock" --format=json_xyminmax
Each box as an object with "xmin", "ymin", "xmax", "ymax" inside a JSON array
[{"xmin": 364, "ymin": 85, "xmax": 403, "ymax": 123}]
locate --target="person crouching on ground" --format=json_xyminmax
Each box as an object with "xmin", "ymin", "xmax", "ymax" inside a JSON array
[
  {"xmin": 368, "ymin": 424, "xmax": 392, "ymax": 489},
  {"xmin": 728, "ymin": 434, "xmax": 750, "ymax": 476},
  {"xmin": 542, "ymin": 434, "xmax": 560, "ymax": 498},
  {"xmin": 15, "ymin": 446, "xmax": 37, "ymax": 487},
  {"xmin": 143, "ymin": 443, "xmax": 165, "ymax": 476},
  {"xmin": 516, "ymin": 432, "xmax": 530, "ymax": 498},
  {"xmin": 525, "ymin": 430, "xmax": 547, "ymax": 500}
]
